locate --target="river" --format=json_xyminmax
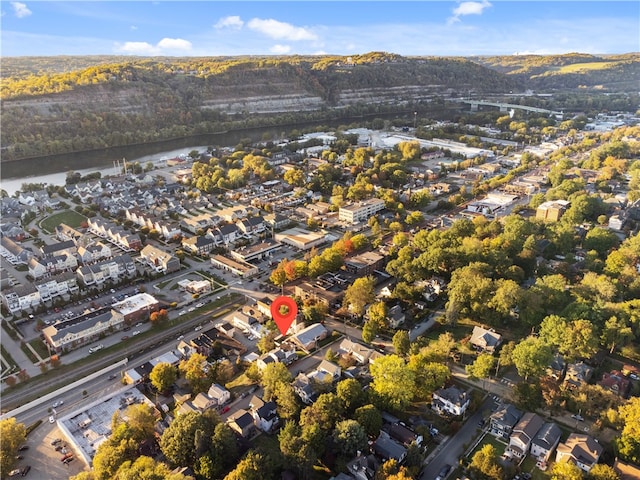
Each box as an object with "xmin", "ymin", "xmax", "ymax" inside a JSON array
[{"xmin": 0, "ymin": 128, "xmax": 281, "ymax": 196}]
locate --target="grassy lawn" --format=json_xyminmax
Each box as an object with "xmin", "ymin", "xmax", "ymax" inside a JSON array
[
  {"xmin": 1, "ymin": 344, "xmax": 18, "ymax": 370},
  {"xmin": 29, "ymin": 338, "xmax": 50, "ymax": 359},
  {"xmin": 557, "ymin": 61, "xmax": 618, "ymax": 73},
  {"xmin": 40, "ymin": 210, "xmax": 87, "ymax": 233},
  {"xmin": 20, "ymin": 342, "xmax": 39, "ymax": 363}
]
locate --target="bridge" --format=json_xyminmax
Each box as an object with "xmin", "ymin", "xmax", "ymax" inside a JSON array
[{"xmin": 460, "ymin": 99, "xmax": 563, "ymax": 117}]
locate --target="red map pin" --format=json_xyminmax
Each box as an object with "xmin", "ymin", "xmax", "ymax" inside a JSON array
[{"xmin": 271, "ymin": 296, "xmax": 298, "ymax": 336}]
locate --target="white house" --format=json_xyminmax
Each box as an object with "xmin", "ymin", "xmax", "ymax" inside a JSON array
[
  {"xmin": 432, "ymin": 385, "xmax": 470, "ymax": 417},
  {"xmin": 207, "ymin": 383, "xmax": 231, "ymax": 406},
  {"xmin": 556, "ymin": 434, "xmax": 603, "ymax": 473}
]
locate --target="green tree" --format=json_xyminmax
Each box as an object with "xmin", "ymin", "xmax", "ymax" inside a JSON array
[
  {"xmin": 113, "ymin": 456, "xmax": 192, "ymax": 480},
  {"xmin": 92, "ymin": 436, "xmax": 139, "ymax": 480},
  {"xmin": 274, "ymin": 382, "xmax": 301, "ymax": 420},
  {"xmin": 332, "ymin": 419, "xmax": 368, "ymax": 457},
  {"xmin": 616, "ymin": 397, "xmax": 640, "ymax": 464},
  {"xmin": 368, "ymin": 301, "xmax": 388, "ymax": 326},
  {"xmin": 344, "ymin": 276, "xmax": 376, "ymax": 317},
  {"xmin": 260, "ymin": 362, "xmax": 292, "ymax": 401},
  {"xmin": 0, "ymin": 418, "xmax": 26, "ymax": 475},
  {"xmin": 224, "ymin": 451, "xmax": 273, "ymax": 480},
  {"xmin": 601, "ymin": 316, "xmax": 635, "ymax": 354},
  {"xmin": 466, "ymin": 353, "xmax": 496, "ymax": 391},
  {"xmin": 370, "ymin": 355, "xmax": 416, "ymax": 409},
  {"xmin": 362, "ymin": 320, "xmax": 380, "ymax": 343},
  {"xmin": 512, "ymin": 336, "xmax": 553, "ymax": 381},
  {"xmin": 209, "ymin": 423, "xmax": 240, "ymax": 477},
  {"xmin": 149, "ymin": 362, "xmax": 177, "ymax": 393},
  {"xmin": 392, "ymin": 330, "xmax": 411, "ymax": 357},
  {"xmin": 179, "ymin": 352, "xmax": 211, "ymax": 394},
  {"xmin": 160, "ymin": 411, "xmax": 216, "ymax": 468},
  {"xmin": 336, "ymin": 378, "xmax": 366, "ymax": 414},
  {"xmin": 469, "ymin": 444, "xmax": 504, "ymax": 480},
  {"xmin": 279, "ymin": 421, "xmax": 323, "ymax": 479},
  {"xmin": 407, "ymin": 355, "xmax": 450, "ymax": 400},
  {"xmin": 354, "ymin": 404, "xmax": 383, "ymax": 437}
]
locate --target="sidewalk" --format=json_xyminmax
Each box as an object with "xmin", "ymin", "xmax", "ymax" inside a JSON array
[{"xmin": 1, "ymin": 324, "xmax": 43, "ymax": 380}]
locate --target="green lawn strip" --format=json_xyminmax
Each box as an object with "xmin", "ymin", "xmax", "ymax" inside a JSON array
[
  {"xmin": 39, "ymin": 210, "xmax": 87, "ymax": 233},
  {"xmin": 0, "ymin": 344, "xmax": 18, "ymax": 369},
  {"xmin": 2, "ymin": 321, "xmax": 20, "ymax": 341},
  {"xmin": 20, "ymin": 342, "xmax": 39, "ymax": 363},
  {"xmin": 29, "ymin": 338, "xmax": 50, "ymax": 359}
]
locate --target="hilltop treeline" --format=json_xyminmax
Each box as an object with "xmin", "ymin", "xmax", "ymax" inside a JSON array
[{"xmin": 1, "ymin": 51, "xmax": 638, "ymax": 161}]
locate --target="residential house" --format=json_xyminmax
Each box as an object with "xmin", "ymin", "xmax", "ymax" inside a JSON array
[
  {"xmin": 613, "ymin": 459, "xmax": 640, "ymax": 480},
  {"xmin": 292, "ymin": 372, "xmax": 320, "ymax": 405},
  {"xmin": 207, "ymin": 383, "xmax": 231, "ymax": 406},
  {"xmin": 139, "ymin": 245, "xmax": 180, "ymax": 273},
  {"xmin": 192, "ymin": 393, "xmax": 216, "ymax": 411},
  {"xmin": 43, "ymin": 310, "xmax": 125, "ymax": 353},
  {"xmin": 238, "ymin": 216, "xmax": 266, "ymax": 236},
  {"xmin": 35, "ymin": 272, "xmax": 79, "ymax": 301},
  {"xmin": 469, "ymin": 326, "xmax": 502, "ymax": 353},
  {"xmin": 40, "ymin": 240, "xmax": 77, "ymax": 258},
  {"xmin": 337, "ymin": 338, "xmax": 374, "ymax": 365},
  {"xmin": 432, "ymin": 386, "xmax": 470, "ymax": 417},
  {"xmin": 181, "ymin": 235, "xmax": 216, "ymax": 256},
  {"xmin": 28, "ymin": 254, "xmax": 77, "ymax": 279},
  {"xmin": 598, "ymin": 370, "xmax": 631, "ymax": 397},
  {"xmin": 264, "ymin": 213, "xmax": 291, "ymax": 230},
  {"xmin": 0, "ymin": 237, "xmax": 34, "ymax": 265},
  {"xmin": 373, "ymin": 431, "xmax": 407, "ymax": 463},
  {"xmin": 556, "ymin": 434, "xmax": 603, "ymax": 473},
  {"xmin": 1, "ymin": 284, "xmax": 41, "ymax": 314},
  {"xmin": 77, "ymin": 242, "xmax": 112, "ymax": 264},
  {"xmin": 490, "ymin": 404, "xmax": 523, "ymax": 440},
  {"xmin": 249, "ymin": 396, "xmax": 280, "ymax": 433},
  {"xmin": 344, "ymin": 251, "xmax": 386, "ymax": 277},
  {"xmin": 208, "ymin": 223, "xmax": 240, "ymax": 246},
  {"xmin": 76, "ymin": 254, "xmax": 136, "ymax": 286},
  {"xmin": 289, "ymin": 323, "xmax": 329, "ymax": 352},
  {"xmin": 55, "ymin": 223, "xmax": 86, "ymax": 245},
  {"xmin": 564, "ymin": 361, "xmax": 594, "ymax": 390},
  {"xmin": 345, "ymin": 453, "xmax": 378, "ymax": 480},
  {"xmin": 507, "ymin": 413, "xmax": 545, "ymax": 459},
  {"xmin": 547, "ymin": 354, "xmax": 567, "ymax": 381},
  {"xmin": 386, "ymin": 304, "xmax": 406, "ymax": 329},
  {"xmin": 227, "ymin": 410, "xmax": 256, "ymax": 438},
  {"xmin": 387, "ymin": 423, "xmax": 423, "ymax": 447},
  {"xmin": 531, "ymin": 422, "xmax": 562, "ymax": 461}
]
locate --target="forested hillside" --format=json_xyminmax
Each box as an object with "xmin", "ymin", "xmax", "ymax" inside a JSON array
[{"xmin": 1, "ymin": 51, "xmax": 637, "ymax": 161}]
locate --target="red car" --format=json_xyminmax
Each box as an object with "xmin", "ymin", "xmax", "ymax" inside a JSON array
[
  {"xmin": 220, "ymin": 405, "xmax": 230, "ymax": 414},
  {"xmin": 60, "ymin": 453, "xmax": 73, "ymax": 462}
]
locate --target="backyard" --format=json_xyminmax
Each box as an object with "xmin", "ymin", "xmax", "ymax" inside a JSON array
[{"xmin": 39, "ymin": 210, "xmax": 87, "ymax": 233}]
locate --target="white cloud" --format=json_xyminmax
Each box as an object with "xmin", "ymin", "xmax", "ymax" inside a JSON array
[
  {"xmin": 448, "ymin": 1, "xmax": 491, "ymax": 24},
  {"xmin": 116, "ymin": 37, "xmax": 192, "ymax": 55},
  {"xmin": 11, "ymin": 2, "xmax": 32, "ymax": 18},
  {"xmin": 214, "ymin": 15, "xmax": 244, "ymax": 30},
  {"xmin": 270, "ymin": 44, "xmax": 291, "ymax": 54},
  {"xmin": 247, "ymin": 18, "xmax": 317, "ymax": 41},
  {"xmin": 130, "ymin": 25, "xmax": 138, "ymax": 31},
  {"xmin": 118, "ymin": 41, "xmax": 157, "ymax": 55},
  {"xmin": 157, "ymin": 37, "xmax": 192, "ymax": 51}
]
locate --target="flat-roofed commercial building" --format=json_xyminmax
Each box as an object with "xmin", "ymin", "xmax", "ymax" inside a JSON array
[{"xmin": 339, "ymin": 198, "xmax": 385, "ymax": 224}]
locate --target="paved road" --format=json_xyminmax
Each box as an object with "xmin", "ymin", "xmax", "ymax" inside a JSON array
[
  {"xmin": 1, "ymin": 295, "xmax": 245, "ymax": 412},
  {"xmin": 420, "ymin": 395, "xmax": 496, "ymax": 480}
]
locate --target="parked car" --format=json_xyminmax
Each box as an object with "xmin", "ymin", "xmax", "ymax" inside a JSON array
[
  {"xmin": 132, "ymin": 330, "xmax": 141, "ymax": 336},
  {"xmin": 88, "ymin": 344, "xmax": 104, "ymax": 354},
  {"xmin": 435, "ymin": 464, "xmax": 452, "ymax": 480},
  {"xmin": 20, "ymin": 465, "xmax": 31, "ymax": 476},
  {"xmin": 194, "ymin": 325, "xmax": 203, "ymax": 331},
  {"xmin": 60, "ymin": 453, "xmax": 73, "ymax": 462},
  {"xmin": 51, "ymin": 438, "xmax": 62, "ymax": 445},
  {"xmin": 108, "ymin": 374, "xmax": 117, "ymax": 380},
  {"xmin": 571, "ymin": 414, "xmax": 584, "ymax": 421},
  {"xmin": 18, "ymin": 446, "xmax": 29, "ymax": 451},
  {"xmin": 49, "ymin": 416, "xmax": 55, "ymax": 424}
]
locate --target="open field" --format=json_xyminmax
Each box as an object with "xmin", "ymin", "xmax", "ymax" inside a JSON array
[{"xmin": 39, "ymin": 210, "xmax": 87, "ymax": 233}]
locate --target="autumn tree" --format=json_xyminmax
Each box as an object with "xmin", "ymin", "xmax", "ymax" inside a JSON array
[
  {"xmin": 336, "ymin": 378, "xmax": 367, "ymax": 414},
  {"xmin": 0, "ymin": 418, "xmax": 26, "ymax": 475},
  {"xmin": 160, "ymin": 411, "xmax": 218, "ymax": 468},
  {"xmin": 550, "ymin": 461, "xmax": 584, "ymax": 480},
  {"xmin": 149, "ymin": 362, "xmax": 177, "ymax": 393},
  {"xmin": 113, "ymin": 456, "xmax": 192, "ymax": 480},
  {"xmin": 587, "ymin": 464, "xmax": 620, "ymax": 480}
]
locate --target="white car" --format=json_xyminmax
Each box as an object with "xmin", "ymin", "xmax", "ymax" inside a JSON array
[
  {"xmin": 49, "ymin": 416, "xmax": 55, "ymax": 424},
  {"xmin": 194, "ymin": 325, "xmax": 203, "ymax": 332},
  {"xmin": 132, "ymin": 330, "xmax": 141, "ymax": 336},
  {"xmin": 179, "ymin": 310, "xmax": 187, "ymax": 316},
  {"xmin": 88, "ymin": 344, "xmax": 104, "ymax": 354}
]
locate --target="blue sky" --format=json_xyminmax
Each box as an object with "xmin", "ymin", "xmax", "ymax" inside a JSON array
[{"xmin": 1, "ymin": 1, "xmax": 638, "ymax": 57}]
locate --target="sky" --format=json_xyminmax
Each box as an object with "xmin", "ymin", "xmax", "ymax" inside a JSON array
[{"xmin": 1, "ymin": 1, "xmax": 638, "ymax": 57}]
